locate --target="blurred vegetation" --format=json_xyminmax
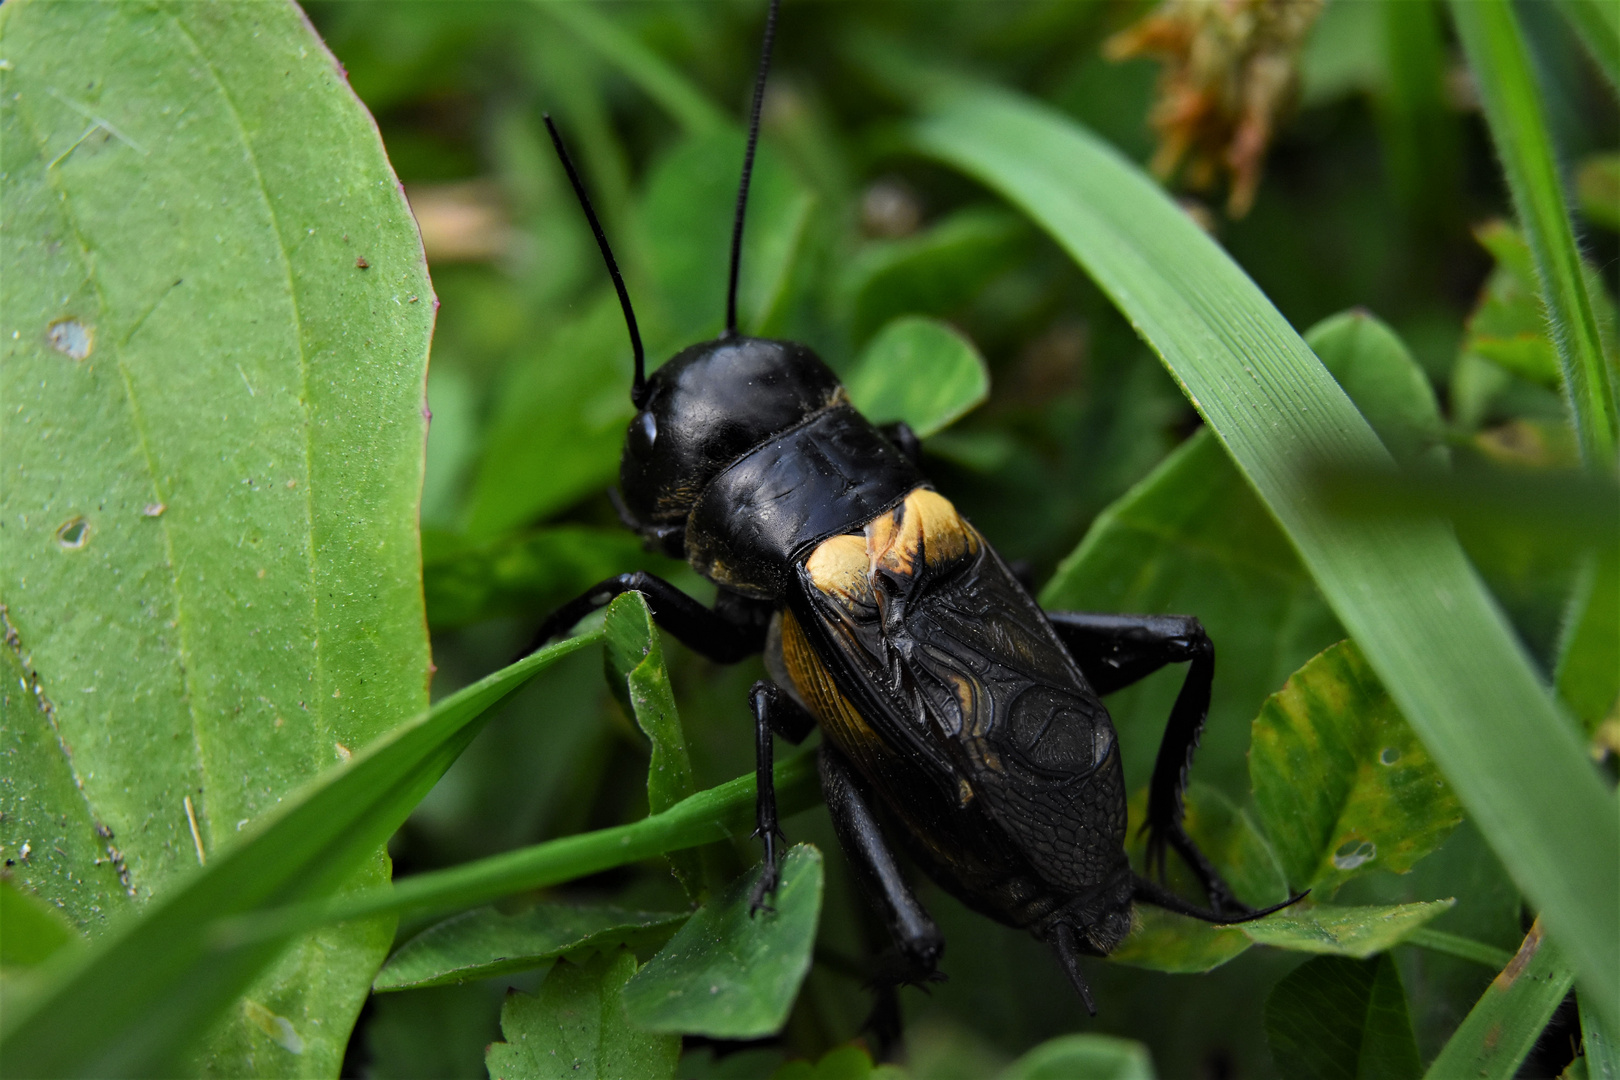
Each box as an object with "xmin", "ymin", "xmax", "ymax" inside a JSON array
[{"xmin": 301, "ymin": 1, "xmax": 1617, "ymax": 1076}]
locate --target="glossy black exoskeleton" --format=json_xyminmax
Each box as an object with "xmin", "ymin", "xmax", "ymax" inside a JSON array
[{"xmin": 529, "ymin": 0, "xmax": 1301, "ymax": 1021}]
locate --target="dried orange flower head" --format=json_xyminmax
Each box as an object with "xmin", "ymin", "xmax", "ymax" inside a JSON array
[{"xmin": 1107, "ymin": 0, "xmax": 1323, "ymax": 217}]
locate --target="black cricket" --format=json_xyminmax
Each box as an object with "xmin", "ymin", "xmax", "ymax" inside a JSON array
[{"xmin": 528, "ymin": 0, "xmax": 1300, "ymax": 1016}]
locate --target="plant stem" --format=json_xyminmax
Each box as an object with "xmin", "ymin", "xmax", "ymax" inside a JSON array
[
  {"xmin": 1405, "ymin": 927, "xmax": 1515, "ymax": 969},
  {"xmin": 1451, "ymin": 0, "xmax": 1619, "ymax": 471}
]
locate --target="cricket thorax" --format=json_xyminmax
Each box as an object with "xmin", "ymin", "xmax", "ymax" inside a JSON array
[{"xmin": 684, "ymin": 407, "xmax": 924, "ymax": 598}]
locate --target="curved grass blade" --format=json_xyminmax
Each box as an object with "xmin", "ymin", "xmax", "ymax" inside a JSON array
[
  {"xmin": 1423, "ymin": 919, "xmax": 1575, "ymax": 1079},
  {"xmin": 1450, "ymin": 0, "xmax": 1618, "ymax": 467},
  {"xmin": 540, "ymin": 1, "xmax": 726, "ymax": 136},
  {"xmin": 1553, "ymin": 0, "xmax": 1620, "ymax": 95},
  {"xmin": 227, "ymin": 749, "xmax": 822, "ymax": 940},
  {"xmin": 0, "ymin": 632, "xmax": 598, "ymax": 1079},
  {"xmin": 910, "ymin": 83, "xmax": 1618, "ymax": 1027}
]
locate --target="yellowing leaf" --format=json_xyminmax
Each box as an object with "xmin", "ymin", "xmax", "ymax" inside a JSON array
[{"xmin": 1250, "ymin": 641, "xmax": 1463, "ymax": 895}]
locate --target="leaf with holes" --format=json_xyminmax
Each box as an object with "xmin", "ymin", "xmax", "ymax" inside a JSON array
[
  {"xmin": 0, "ymin": 1, "xmax": 433, "ymax": 1072},
  {"xmin": 1251, "ymin": 641, "xmax": 1463, "ymax": 896}
]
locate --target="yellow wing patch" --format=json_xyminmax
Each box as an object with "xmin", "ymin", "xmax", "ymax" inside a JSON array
[
  {"xmin": 803, "ymin": 487, "xmax": 980, "ymax": 609},
  {"xmin": 868, "ymin": 488, "xmax": 979, "ymax": 578},
  {"xmin": 803, "ymin": 533, "xmax": 871, "ymax": 605}
]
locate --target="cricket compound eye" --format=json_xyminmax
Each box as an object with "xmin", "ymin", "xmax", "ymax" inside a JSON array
[{"xmin": 628, "ymin": 410, "xmax": 658, "ymax": 460}]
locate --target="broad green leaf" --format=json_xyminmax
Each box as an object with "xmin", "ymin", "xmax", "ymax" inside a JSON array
[
  {"xmin": 423, "ymin": 525, "xmax": 686, "ymax": 631},
  {"xmin": 1452, "ymin": 0, "xmax": 1618, "ymax": 464},
  {"xmin": 1424, "ymin": 920, "xmax": 1576, "ymax": 1079},
  {"xmin": 1109, "ymin": 906, "xmax": 1251, "ymax": 976},
  {"xmin": 996, "ymin": 1034, "xmax": 1156, "ymax": 1080},
  {"xmin": 1043, "ymin": 428, "xmax": 1343, "ymax": 800},
  {"xmin": 769, "ymin": 1044, "xmax": 907, "ymax": 1080},
  {"xmin": 362, "ymin": 983, "xmax": 502, "ymax": 1080},
  {"xmin": 486, "ymin": 949, "xmax": 679, "ymax": 1080},
  {"xmin": 1305, "ymin": 312, "xmax": 1443, "ymax": 465},
  {"xmin": 841, "ymin": 207, "xmax": 1027, "ymax": 344},
  {"xmin": 845, "ymin": 316, "xmax": 990, "ymax": 438},
  {"xmin": 465, "ymin": 294, "xmax": 635, "ymax": 540},
  {"xmin": 1577, "ymin": 153, "xmax": 1620, "ymax": 231},
  {"xmin": 1264, "ymin": 955, "xmax": 1422, "ymax": 1080},
  {"xmin": 0, "ymin": 1, "xmax": 434, "ymax": 1073},
  {"xmin": 603, "ymin": 593, "xmax": 702, "ymax": 896},
  {"xmin": 642, "ymin": 131, "xmax": 815, "ymax": 347},
  {"xmin": 0, "ymin": 879, "xmax": 80, "ymax": 969},
  {"xmin": 1251, "ymin": 640, "xmax": 1463, "ymax": 896},
  {"xmin": 374, "ymin": 903, "xmax": 687, "ymax": 992},
  {"xmin": 913, "ymin": 83, "xmax": 1617, "ymax": 1025},
  {"xmin": 0, "ymin": 628, "xmax": 598, "ymax": 1078},
  {"xmin": 1110, "ymin": 783, "xmax": 1285, "ymax": 973},
  {"xmin": 1241, "ymin": 900, "xmax": 1454, "ymax": 957},
  {"xmin": 622, "ymin": 845, "xmax": 823, "ymax": 1039}
]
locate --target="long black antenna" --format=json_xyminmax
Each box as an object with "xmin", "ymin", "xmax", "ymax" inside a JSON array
[
  {"xmin": 723, "ymin": 0, "xmax": 781, "ymax": 339},
  {"xmin": 544, "ymin": 113, "xmax": 647, "ymax": 407}
]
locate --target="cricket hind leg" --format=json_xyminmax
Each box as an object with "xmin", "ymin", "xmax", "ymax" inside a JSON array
[
  {"xmin": 746, "ymin": 681, "xmax": 817, "ymax": 914},
  {"xmin": 818, "ymin": 743, "xmax": 946, "ymax": 983},
  {"xmin": 1044, "ymin": 610, "xmax": 1254, "ymax": 915}
]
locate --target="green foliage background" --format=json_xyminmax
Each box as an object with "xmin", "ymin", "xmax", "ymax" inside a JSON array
[{"xmin": 1, "ymin": 1, "xmax": 1616, "ymax": 1078}]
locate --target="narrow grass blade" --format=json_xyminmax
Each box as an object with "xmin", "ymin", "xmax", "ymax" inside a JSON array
[
  {"xmin": 230, "ymin": 749, "xmax": 822, "ymax": 938},
  {"xmin": 911, "ymin": 83, "xmax": 1618, "ymax": 1028},
  {"xmin": 1403, "ymin": 928, "xmax": 1514, "ymax": 970},
  {"xmin": 541, "ymin": 2, "xmax": 727, "ymax": 136},
  {"xmin": 1451, "ymin": 0, "xmax": 1618, "ymax": 467},
  {"xmin": 1423, "ymin": 919, "xmax": 1576, "ymax": 1079},
  {"xmin": 1553, "ymin": 0, "xmax": 1620, "ymax": 94},
  {"xmin": 0, "ymin": 632, "xmax": 597, "ymax": 1078}
]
